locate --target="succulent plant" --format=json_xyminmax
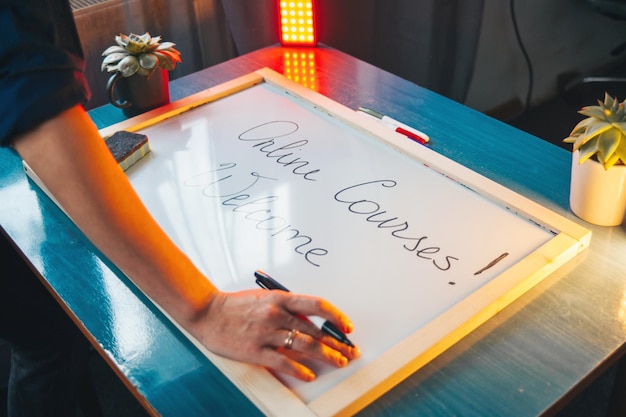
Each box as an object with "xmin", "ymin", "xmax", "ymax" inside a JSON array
[
  {"xmin": 563, "ymin": 92, "xmax": 626, "ymax": 170},
  {"xmin": 101, "ymin": 32, "xmax": 182, "ymax": 78}
]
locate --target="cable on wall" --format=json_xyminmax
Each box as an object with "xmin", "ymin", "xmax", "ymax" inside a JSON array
[{"xmin": 510, "ymin": 0, "xmax": 534, "ymax": 115}]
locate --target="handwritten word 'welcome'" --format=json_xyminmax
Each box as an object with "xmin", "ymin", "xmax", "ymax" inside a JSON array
[{"xmin": 184, "ymin": 163, "xmax": 328, "ymax": 267}]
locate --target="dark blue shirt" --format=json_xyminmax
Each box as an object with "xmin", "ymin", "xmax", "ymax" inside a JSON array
[{"xmin": 0, "ymin": 0, "xmax": 90, "ymax": 146}]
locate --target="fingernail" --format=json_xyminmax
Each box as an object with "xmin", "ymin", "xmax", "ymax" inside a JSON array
[{"xmin": 304, "ymin": 370, "xmax": 316, "ymax": 381}]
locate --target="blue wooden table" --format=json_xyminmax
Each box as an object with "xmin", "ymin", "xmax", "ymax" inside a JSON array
[{"xmin": 2, "ymin": 45, "xmax": 626, "ymax": 416}]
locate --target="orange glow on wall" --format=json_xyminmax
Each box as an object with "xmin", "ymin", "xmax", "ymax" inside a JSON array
[{"xmin": 279, "ymin": 1, "xmax": 317, "ymax": 46}]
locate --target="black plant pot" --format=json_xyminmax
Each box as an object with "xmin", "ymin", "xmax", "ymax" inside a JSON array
[{"xmin": 107, "ymin": 69, "xmax": 170, "ymax": 117}]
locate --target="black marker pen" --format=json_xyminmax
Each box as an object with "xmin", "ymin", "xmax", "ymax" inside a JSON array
[{"xmin": 254, "ymin": 270, "xmax": 355, "ymax": 347}]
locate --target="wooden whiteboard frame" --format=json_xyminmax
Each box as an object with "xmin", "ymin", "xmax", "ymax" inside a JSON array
[{"xmin": 99, "ymin": 68, "xmax": 591, "ymax": 417}]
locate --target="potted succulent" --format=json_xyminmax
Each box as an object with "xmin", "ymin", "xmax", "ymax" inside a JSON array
[
  {"xmin": 563, "ymin": 93, "xmax": 626, "ymax": 226},
  {"xmin": 102, "ymin": 32, "xmax": 182, "ymax": 117}
]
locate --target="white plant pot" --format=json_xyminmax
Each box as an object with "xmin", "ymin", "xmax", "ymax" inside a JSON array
[{"xmin": 569, "ymin": 150, "xmax": 626, "ymax": 226}]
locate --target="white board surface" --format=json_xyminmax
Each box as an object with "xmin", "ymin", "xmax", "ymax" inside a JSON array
[{"xmin": 125, "ymin": 80, "xmax": 554, "ymax": 403}]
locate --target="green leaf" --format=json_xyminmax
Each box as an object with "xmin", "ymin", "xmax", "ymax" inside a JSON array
[
  {"xmin": 566, "ymin": 133, "xmax": 586, "ymax": 151},
  {"xmin": 101, "ymin": 52, "xmax": 127, "ymax": 63},
  {"xmin": 612, "ymin": 121, "xmax": 626, "ymax": 136},
  {"xmin": 609, "ymin": 98, "xmax": 619, "ymax": 114},
  {"xmin": 157, "ymin": 42, "xmax": 176, "ymax": 50},
  {"xmin": 603, "ymin": 153, "xmax": 620, "ymax": 170},
  {"xmin": 116, "ymin": 34, "xmax": 129, "ymax": 47},
  {"xmin": 126, "ymin": 41, "xmax": 144, "ymax": 55},
  {"xmin": 102, "ymin": 45, "xmax": 126, "ymax": 56},
  {"xmin": 597, "ymin": 129, "xmax": 620, "ymax": 160},
  {"xmin": 579, "ymin": 106, "xmax": 607, "ymax": 120},
  {"xmin": 144, "ymin": 43, "xmax": 160, "ymax": 53},
  {"xmin": 584, "ymin": 120, "xmax": 613, "ymax": 140},
  {"xmin": 578, "ymin": 140, "xmax": 599, "ymax": 164},
  {"xmin": 117, "ymin": 55, "xmax": 139, "ymax": 77},
  {"xmin": 132, "ymin": 33, "xmax": 149, "ymax": 44},
  {"xmin": 136, "ymin": 66, "xmax": 153, "ymax": 77},
  {"xmin": 153, "ymin": 51, "xmax": 179, "ymax": 70},
  {"xmin": 139, "ymin": 53, "xmax": 158, "ymax": 70},
  {"xmin": 614, "ymin": 136, "xmax": 626, "ymax": 166},
  {"xmin": 569, "ymin": 117, "xmax": 594, "ymax": 136},
  {"xmin": 563, "ymin": 135, "xmax": 577, "ymax": 144}
]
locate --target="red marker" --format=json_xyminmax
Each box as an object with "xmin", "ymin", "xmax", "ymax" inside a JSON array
[
  {"xmin": 395, "ymin": 126, "xmax": 428, "ymax": 145},
  {"xmin": 357, "ymin": 107, "xmax": 430, "ymax": 145}
]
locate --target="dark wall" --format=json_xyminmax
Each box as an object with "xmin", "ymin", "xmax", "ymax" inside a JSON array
[
  {"xmin": 222, "ymin": 0, "xmax": 485, "ymax": 102},
  {"xmin": 76, "ymin": 0, "xmax": 484, "ymax": 109}
]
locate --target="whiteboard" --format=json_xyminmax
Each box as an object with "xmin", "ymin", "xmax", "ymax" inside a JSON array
[{"xmin": 99, "ymin": 69, "xmax": 591, "ymax": 417}]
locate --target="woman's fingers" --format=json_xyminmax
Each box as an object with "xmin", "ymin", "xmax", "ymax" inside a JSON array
[
  {"xmin": 261, "ymin": 329, "xmax": 349, "ymax": 381},
  {"xmin": 258, "ymin": 344, "xmax": 317, "ymax": 382},
  {"xmin": 195, "ymin": 289, "xmax": 359, "ymax": 382},
  {"xmin": 276, "ymin": 294, "xmax": 360, "ymax": 361},
  {"xmin": 276, "ymin": 329, "xmax": 350, "ymax": 367},
  {"xmin": 281, "ymin": 294, "xmax": 355, "ymax": 335}
]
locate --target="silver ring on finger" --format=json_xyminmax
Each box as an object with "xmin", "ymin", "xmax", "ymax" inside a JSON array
[{"xmin": 284, "ymin": 329, "xmax": 299, "ymax": 350}]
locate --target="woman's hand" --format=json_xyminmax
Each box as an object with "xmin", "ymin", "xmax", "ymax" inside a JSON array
[{"xmin": 187, "ymin": 289, "xmax": 360, "ymax": 382}]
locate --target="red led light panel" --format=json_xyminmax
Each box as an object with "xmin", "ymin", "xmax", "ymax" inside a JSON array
[{"xmin": 279, "ymin": 1, "xmax": 317, "ymax": 46}]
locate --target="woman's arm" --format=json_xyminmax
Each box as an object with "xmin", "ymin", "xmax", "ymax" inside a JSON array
[{"xmin": 12, "ymin": 104, "xmax": 359, "ymax": 381}]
